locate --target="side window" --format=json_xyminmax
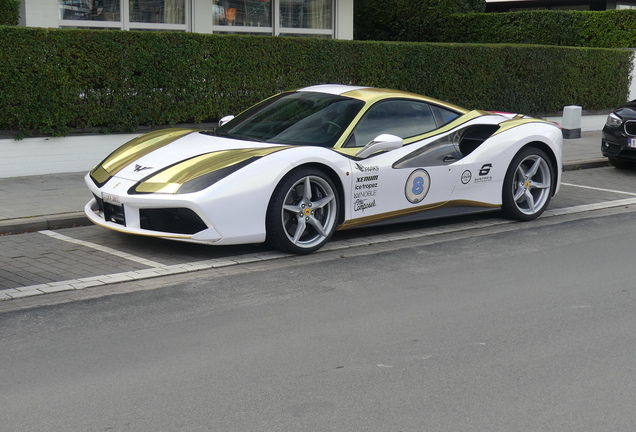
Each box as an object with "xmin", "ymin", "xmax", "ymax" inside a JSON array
[
  {"xmin": 431, "ymin": 105, "xmax": 460, "ymax": 126},
  {"xmin": 344, "ymin": 100, "xmax": 438, "ymax": 148}
]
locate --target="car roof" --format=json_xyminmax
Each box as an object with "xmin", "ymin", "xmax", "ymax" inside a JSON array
[
  {"xmin": 298, "ymin": 84, "xmax": 369, "ymax": 95},
  {"xmin": 296, "ymin": 84, "xmax": 468, "ymax": 113}
]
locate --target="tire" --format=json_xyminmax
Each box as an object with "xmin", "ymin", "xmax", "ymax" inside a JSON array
[
  {"xmin": 266, "ymin": 167, "xmax": 339, "ymax": 254},
  {"xmin": 608, "ymin": 157, "xmax": 636, "ymax": 170},
  {"xmin": 502, "ymin": 147, "xmax": 554, "ymax": 221}
]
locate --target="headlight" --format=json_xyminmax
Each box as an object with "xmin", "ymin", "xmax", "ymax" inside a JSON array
[{"xmin": 606, "ymin": 112, "xmax": 623, "ymax": 128}]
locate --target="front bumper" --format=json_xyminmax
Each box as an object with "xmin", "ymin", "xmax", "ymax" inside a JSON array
[
  {"xmin": 84, "ymin": 170, "xmax": 271, "ymax": 246},
  {"xmin": 601, "ymin": 128, "xmax": 636, "ymax": 162},
  {"xmin": 85, "ymin": 197, "xmax": 223, "ymax": 244}
]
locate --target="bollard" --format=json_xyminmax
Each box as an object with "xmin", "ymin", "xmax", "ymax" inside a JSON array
[{"xmin": 562, "ymin": 105, "xmax": 582, "ymax": 139}]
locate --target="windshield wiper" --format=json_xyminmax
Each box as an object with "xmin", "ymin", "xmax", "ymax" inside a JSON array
[{"xmin": 205, "ymin": 130, "xmax": 265, "ymax": 143}]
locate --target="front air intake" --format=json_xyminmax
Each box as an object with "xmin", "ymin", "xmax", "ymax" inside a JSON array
[{"xmin": 140, "ymin": 208, "xmax": 207, "ymax": 235}]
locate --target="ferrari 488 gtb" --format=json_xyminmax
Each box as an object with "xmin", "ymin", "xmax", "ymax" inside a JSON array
[{"xmin": 85, "ymin": 85, "xmax": 562, "ymax": 254}]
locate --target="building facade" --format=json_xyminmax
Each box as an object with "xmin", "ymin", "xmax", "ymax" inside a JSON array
[{"xmin": 20, "ymin": 0, "xmax": 353, "ymax": 39}]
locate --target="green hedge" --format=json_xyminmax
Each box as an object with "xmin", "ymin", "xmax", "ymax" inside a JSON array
[
  {"xmin": 0, "ymin": 27, "xmax": 631, "ymax": 137},
  {"xmin": 354, "ymin": 0, "xmax": 486, "ymax": 43},
  {"xmin": 0, "ymin": 0, "xmax": 19, "ymax": 26},
  {"xmin": 386, "ymin": 9, "xmax": 636, "ymax": 48},
  {"xmin": 580, "ymin": 10, "xmax": 636, "ymax": 48},
  {"xmin": 435, "ymin": 11, "xmax": 585, "ymax": 46}
]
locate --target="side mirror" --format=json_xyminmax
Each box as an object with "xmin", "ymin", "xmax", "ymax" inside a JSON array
[
  {"xmin": 356, "ymin": 134, "xmax": 404, "ymax": 158},
  {"xmin": 219, "ymin": 115, "xmax": 235, "ymax": 127}
]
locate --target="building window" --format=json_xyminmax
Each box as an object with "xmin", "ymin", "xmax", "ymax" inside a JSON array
[
  {"xmin": 130, "ymin": 0, "xmax": 185, "ymax": 24},
  {"xmin": 59, "ymin": 0, "xmax": 121, "ymax": 21},
  {"xmin": 280, "ymin": 0, "xmax": 331, "ymax": 29},
  {"xmin": 57, "ymin": 0, "xmax": 334, "ymax": 36},
  {"xmin": 212, "ymin": 0, "xmax": 272, "ymax": 28},
  {"xmin": 212, "ymin": 0, "xmax": 333, "ymax": 37},
  {"xmin": 59, "ymin": 0, "xmax": 188, "ymax": 30}
]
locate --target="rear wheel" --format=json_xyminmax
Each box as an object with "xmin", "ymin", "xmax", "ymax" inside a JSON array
[
  {"xmin": 266, "ymin": 167, "xmax": 339, "ymax": 254},
  {"xmin": 502, "ymin": 147, "xmax": 554, "ymax": 221}
]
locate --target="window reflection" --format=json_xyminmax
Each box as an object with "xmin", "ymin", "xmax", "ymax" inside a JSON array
[
  {"xmin": 57, "ymin": 0, "xmax": 334, "ymax": 35},
  {"xmin": 345, "ymin": 101, "xmax": 440, "ymax": 148},
  {"xmin": 280, "ymin": 0, "xmax": 331, "ymax": 29},
  {"xmin": 59, "ymin": 0, "xmax": 121, "ymax": 21},
  {"xmin": 130, "ymin": 0, "xmax": 185, "ymax": 24},
  {"xmin": 213, "ymin": 0, "xmax": 272, "ymax": 27},
  {"xmin": 215, "ymin": 91, "xmax": 364, "ymax": 147},
  {"xmin": 59, "ymin": 0, "xmax": 186, "ymax": 24},
  {"xmin": 212, "ymin": 0, "xmax": 330, "ymax": 30}
]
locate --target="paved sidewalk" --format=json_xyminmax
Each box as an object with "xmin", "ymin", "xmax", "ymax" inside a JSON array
[{"xmin": 0, "ymin": 130, "xmax": 606, "ymax": 235}]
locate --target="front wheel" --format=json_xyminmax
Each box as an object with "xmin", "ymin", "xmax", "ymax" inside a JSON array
[
  {"xmin": 266, "ymin": 167, "xmax": 339, "ymax": 254},
  {"xmin": 502, "ymin": 147, "xmax": 554, "ymax": 221}
]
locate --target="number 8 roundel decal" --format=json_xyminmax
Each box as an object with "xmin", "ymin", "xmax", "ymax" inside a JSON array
[{"xmin": 405, "ymin": 169, "xmax": 430, "ymax": 203}]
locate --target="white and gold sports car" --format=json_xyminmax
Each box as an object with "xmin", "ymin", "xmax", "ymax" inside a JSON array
[{"xmin": 85, "ymin": 84, "xmax": 562, "ymax": 254}]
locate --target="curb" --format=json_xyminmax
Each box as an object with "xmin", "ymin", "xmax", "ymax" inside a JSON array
[
  {"xmin": 562, "ymin": 159, "xmax": 609, "ymax": 171},
  {"xmin": 0, "ymin": 212, "xmax": 90, "ymax": 235}
]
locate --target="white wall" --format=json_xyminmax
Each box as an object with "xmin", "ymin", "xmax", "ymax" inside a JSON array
[
  {"xmin": 335, "ymin": 0, "xmax": 353, "ymax": 40},
  {"xmin": 630, "ymin": 49, "xmax": 636, "ymax": 101},
  {"xmin": 22, "ymin": 0, "xmax": 58, "ymax": 27},
  {"xmin": 192, "ymin": 0, "xmax": 214, "ymax": 34},
  {"xmin": 0, "ymin": 134, "xmax": 139, "ymax": 179}
]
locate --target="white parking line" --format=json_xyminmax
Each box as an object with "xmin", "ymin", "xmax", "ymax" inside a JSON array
[
  {"xmin": 39, "ymin": 230, "xmax": 165, "ymax": 268},
  {"xmin": 2, "ymin": 197, "xmax": 636, "ymax": 301},
  {"xmin": 544, "ymin": 197, "xmax": 636, "ymax": 216},
  {"xmin": 561, "ymin": 182, "xmax": 636, "ymax": 196}
]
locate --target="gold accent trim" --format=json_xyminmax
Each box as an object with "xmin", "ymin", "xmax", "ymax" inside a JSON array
[
  {"xmin": 134, "ymin": 147, "xmax": 288, "ymax": 194},
  {"xmin": 339, "ymin": 199, "xmax": 500, "ymax": 229},
  {"xmin": 91, "ymin": 128, "xmax": 197, "ymax": 184},
  {"xmin": 342, "ymin": 88, "xmax": 470, "ymax": 114},
  {"xmin": 494, "ymin": 118, "xmax": 553, "ymax": 135},
  {"xmin": 333, "ymin": 110, "xmax": 491, "ymax": 151},
  {"xmin": 333, "ymin": 147, "xmax": 359, "ymax": 157}
]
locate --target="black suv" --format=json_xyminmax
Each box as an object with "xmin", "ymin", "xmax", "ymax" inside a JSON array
[{"xmin": 602, "ymin": 100, "xmax": 636, "ymax": 169}]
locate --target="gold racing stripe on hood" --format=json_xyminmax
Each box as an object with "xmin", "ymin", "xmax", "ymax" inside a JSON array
[
  {"xmin": 133, "ymin": 147, "xmax": 289, "ymax": 194},
  {"xmin": 91, "ymin": 128, "xmax": 197, "ymax": 185}
]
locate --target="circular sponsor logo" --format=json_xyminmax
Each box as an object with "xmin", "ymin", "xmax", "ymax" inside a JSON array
[
  {"xmin": 461, "ymin": 170, "xmax": 472, "ymax": 184},
  {"xmin": 405, "ymin": 169, "xmax": 430, "ymax": 204}
]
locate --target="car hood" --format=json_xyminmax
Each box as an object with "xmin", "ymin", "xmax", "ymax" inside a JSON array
[
  {"xmin": 614, "ymin": 100, "xmax": 636, "ymax": 119},
  {"xmin": 90, "ymin": 128, "xmax": 288, "ymax": 187}
]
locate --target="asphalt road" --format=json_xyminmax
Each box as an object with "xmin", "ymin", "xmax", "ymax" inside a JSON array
[{"xmin": 1, "ymin": 166, "xmax": 636, "ymax": 431}]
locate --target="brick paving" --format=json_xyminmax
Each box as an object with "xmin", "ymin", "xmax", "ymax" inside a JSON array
[{"xmin": 0, "ymin": 230, "xmax": 149, "ymax": 290}]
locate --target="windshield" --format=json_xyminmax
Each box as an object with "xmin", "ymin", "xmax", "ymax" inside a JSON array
[{"xmin": 214, "ymin": 91, "xmax": 365, "ymax": 147}]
